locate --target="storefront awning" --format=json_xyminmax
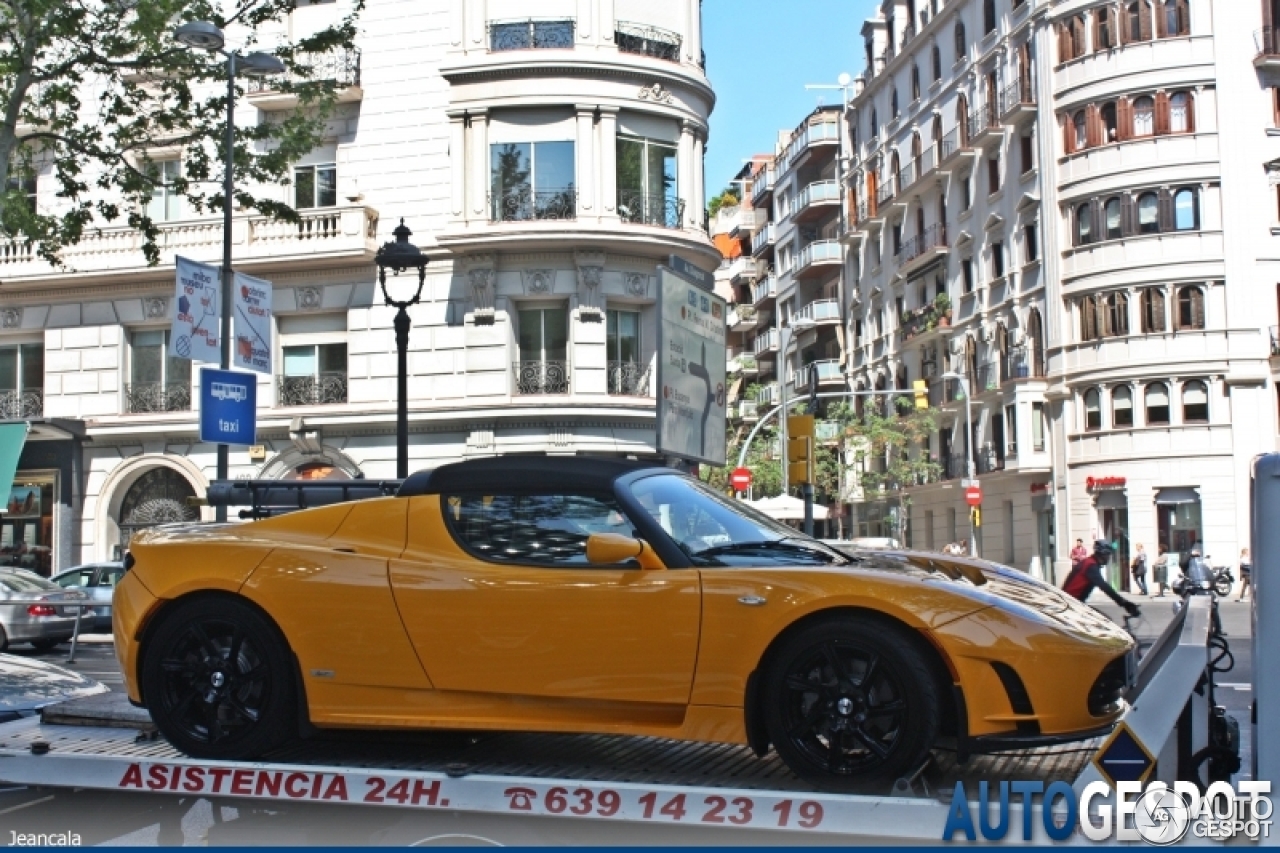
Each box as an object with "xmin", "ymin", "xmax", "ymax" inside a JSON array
[
  {"xmin": 1155, "ymin": 486, "xmax": 1200, "ymax": 505},
  {"xmin": 0, "ymin": 423, "xmax": 30, "ymax": 501},
  {"xmin": 1094, "ymin": 489, "xmax": 1127, "ymax": 508}
]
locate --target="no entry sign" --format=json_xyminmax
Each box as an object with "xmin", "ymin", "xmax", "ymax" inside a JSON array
[
  {"xmin": 730, "ymin": 467, "xmax": 753, "ymax": 491},
  {"xmin": 964, "ymin": 483, "xmax": 983, "ymax": 506}
]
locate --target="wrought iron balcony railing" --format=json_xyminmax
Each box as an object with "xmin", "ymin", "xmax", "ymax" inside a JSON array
[
  {"xmin": 513, "ymin": 360, "xmax": 569, "ymax": 395},
  {"xmin": 966, "ymin": 104, "xmax": 1000, "ymax": 141},
  {"xmin": 894, "ymin": 223, "xmax": 948, "ymax": 267},
  {"xmin": 607, "ymin": 361, "xmax": 651, "ymax": 396},
  {"xmin": 489, "ymin": 18, "xmax": 575, "ymax": 51},
  {"xmin": 999, "ymin": 345, "xmax": 1045, "ymax": 383},
  {"xmin": 1256, "ymin": 27, "xmax": 1280, "ymax": 58},
  {"xmin": 125, "ymin": 382, "xmax": 191, "ymax": 414},
  {"xmin": 247, "ymin": 47, "xmax": 361, "ymax": 93},
  {"xmin": 490, "ymin": 187, "xmax": 578, "ymax": 222},
  {"xmin": 0, "ymin": 389, "xmax": 42, "ymax": 419},
  {"xmin": 1000, "ymin": 78, "xmax": 1035, "ymax": 115},
  {"xmin": 617, "ymin": 189, "xmax": 685, "ymax": 229},
  {"xmin": 277, "ymin": 373, "xmax": 348, "ymax": 407},
  {"xmin": 614, "ymin": 21, "xmax": 681, "ymax": 62}
]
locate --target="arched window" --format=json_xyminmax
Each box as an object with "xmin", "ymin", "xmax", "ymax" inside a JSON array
[
  {"xmin": 1112, "ymin": 386, "xmax": 1134, "ymax": 427},
  {"xmin": 955, "ymin": 21, "xmax": 967, "ymax": 59},
  {"xmin": 1100, "ymin": 102, "xmax": 1118, "ymax": 142},
  {"xmin": 1096, "ymin": 5, "xmax": 1115, "ymax": 49},
  {"xmin": 1026, "ymin": 308, "xmax": 1045, "ymax": 376},
  {"xmin": 892, "ymin": 88, "xmax": 900, "ymax": 118},
  {"xmin": 1127, "ymin": 0, "xmax": 1152, "ymax": 41},
  {"xmin": 1136, "ymin": 192, "xmax": 1159, "ymax": 233},
  {"xmin": 911, "ymin": 133, "xmax": 922, "ymax": 160},
  {"xmin": 1169, "ymin": 92, "xmax": 1192, "ymax": 132},
  {"xmin": 932, "ymin": 44, "xmax": 943, "ymax": 80},
  {"xmin": 1104, "ymin": 197, "xmax": 1122, "ymax": 239},
  {"xmin": 1133, "ymin": 96, "xmax": 1155, "ymax": 137},
  {"xmin": 1140, "ymin": 287, "xmax": 1167, "ymax": 332},
  {"xmin": 870, "ymin": 108, "xmax": 879, "ymax": 138},
  {"xmin": 957, "ymin": 94, "xmax": 970, "ymax": 145},
  {"xmin": 1106, "ymin": 292, "xmax": 1129, "ymax": 336},
  {"xmin": 984, "ymin": 0, "xmax": 997, "ymax": 33},
  {"xmin": 1081, "ymin": 294, "xmax": 1099, "ymax": 340},
  {"xmin": 1182, "ymin": 380, "xmax": 1209, "ymax": 422},
  {"xmin": 1145, "ymin": 382, "xmax": 1170, "ymax": 425},
  {"xmin": 912, "ymin": 64, "xmax": 921, "ymax": 100},
  {"xmin": 1073, "ymin": 110, "xmax": 1087, "ymax": 150},
  {"xmin": 1174, "ymin": 188, "xmax": 1197, "ymax": 230},
  {"xmin": 1076, "ymin": 203, "xmax": 1093, "ymax": 246},
  {"xmin": 932, "ymin": 114, "xmax": 943, "ymax": 144},
  {"xmin": 1161, "ymin": 0, "xmax": 1188, "ymax": 36},
  {"xmin": 1084, "ymin": 388, "xmax": 1102, "ymax": 431},
  {"xmin": 1176, "ymin": 285, "xmax": 1205, "ymax": 329}
]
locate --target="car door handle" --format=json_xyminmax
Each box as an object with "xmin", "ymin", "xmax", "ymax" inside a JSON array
[{"xmin": 737, "ymin": 595, "xmax": 767, "ymax": 606}]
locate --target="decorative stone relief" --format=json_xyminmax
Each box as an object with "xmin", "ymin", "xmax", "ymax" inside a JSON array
[
  {"xmin": 465, "ymin": 428, "xmax": 495, "ymax": 452},
  {"xmin": 464, "ymin": 253, "xmax": 496, "ymax": 322},
  {"xmin": 143, "ymin": 297, "xmax": 167, "ymax": 319},
  {"xmin": 522, "ymin": 269, "xmax": 555, "ymax": 295},
  {"xmin": 549, "ymin": 425, "xmax": 571, "ymax": 447},
  {"xmin": 297, "ymin": 287, "xmax": 323, "ymax": 310},
  {"xmin": 623, "ymin": 273, "xmax": 650, "ymax": 299},
  {"xmin": 638, "ymin": 83, "xmax": 674, "ymax": 104},
  {"xmin": 0, "ymin": 308, "xmax": 21, "ymax": 329},
  {"xmin": 574, "ymin": 250, "xmax": 606, "ymax": 316}
]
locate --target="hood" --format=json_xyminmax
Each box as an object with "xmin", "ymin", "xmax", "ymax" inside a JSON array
[{"xmin": 0, "ymin": 653, "xmax": 109, "ymax": 715}]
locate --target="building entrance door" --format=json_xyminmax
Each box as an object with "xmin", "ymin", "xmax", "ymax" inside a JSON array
[{"xmin": 1100, "ymin": 507, "xmax": 1130, "ymax": 591}]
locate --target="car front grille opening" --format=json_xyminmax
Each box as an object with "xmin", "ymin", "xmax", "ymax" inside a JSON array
[
  {"xmin": 990, "ymin": 661, "xmax": 1040, "ymax": 734},
  {"xmin": 1088, "ymin": 655, "xmax": 1129, "ymax": 717}
]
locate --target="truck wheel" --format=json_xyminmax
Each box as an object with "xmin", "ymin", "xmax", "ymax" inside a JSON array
[
  {"xmin": 761, "ymin": 617, "xmax": 940, "ymax": 791},
  {"xmin": 141, "ymin": 596, "xmax": 295, "ymax": 760}
]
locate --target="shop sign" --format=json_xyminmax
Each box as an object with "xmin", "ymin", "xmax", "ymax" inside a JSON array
[
  {"xmin": 1030, "ymin": 482, "xmax": 1050, "ymax": 494},
  {"xmin": 1086, "ymin": 476, "xmax": 1126, "ymax": 491}
]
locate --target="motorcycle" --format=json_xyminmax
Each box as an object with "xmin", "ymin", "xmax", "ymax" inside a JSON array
[{"xmin": 1211, "ymin": 564, "xmax": 1234, "ymax": 598}]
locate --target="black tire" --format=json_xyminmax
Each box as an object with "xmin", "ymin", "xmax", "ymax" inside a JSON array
[
  {"xmin": 1214, "ymin": 579, "xmax": 1232, "ymax": 598},
  {"xmin": 30, "ymin": 638, "xmax": 61, "ymax": 651},
  {"xmin": 761, "ymin": 616, "xmax": 940, "ymax": 791},
  {"xmin": 0, "ymin": 624, "xmax": 8, "ymax": 652},
  {"xmin": 141, "ymin": 596, "xmax": 296, "ymax": 760}
]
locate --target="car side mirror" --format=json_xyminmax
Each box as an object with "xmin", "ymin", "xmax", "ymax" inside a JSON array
[{"xmin": 586, "ymin": 533, "xmax": 666, "ymax": 570}]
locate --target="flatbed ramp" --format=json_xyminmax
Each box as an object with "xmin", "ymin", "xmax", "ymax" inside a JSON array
[{"xmin": 0, "ymin": 696, "xmax": 1096, "ymax": 843}]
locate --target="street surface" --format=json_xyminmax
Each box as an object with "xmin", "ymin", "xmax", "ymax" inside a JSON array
[{"xmin": 0, "ymin": 602, "xmax": 1257, "ymax": 846}]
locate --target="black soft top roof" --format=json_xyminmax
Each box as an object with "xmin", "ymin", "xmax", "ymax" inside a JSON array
[{"xmin": 396, "ymin": 456, "xmax": 668, "ymax": 497}]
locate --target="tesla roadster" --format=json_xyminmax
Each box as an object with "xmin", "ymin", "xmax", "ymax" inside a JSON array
[{"xmin": 115, "ymin": 457, "xmax": 1134, "ymax": 789}]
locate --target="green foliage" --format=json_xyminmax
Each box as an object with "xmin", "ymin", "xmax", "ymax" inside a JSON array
[
  {"xmin": 706, "ymin": 186, "xmax": 739, "ymax": 219},
  {"xmin": 0, "ymin": 0, "xmax": 365, "ymax": 266}
]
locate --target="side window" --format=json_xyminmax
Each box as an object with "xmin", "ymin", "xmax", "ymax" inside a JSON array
[
  {"xmin": 56, "ymin": 569, "xmax": 92, "ymax": 587},
  {"xmin": 98, "ymin": 567, "xmax": 125, "ymax": 587},
  {"xmin": 443, "ymin": 493, "xmax": 631, "ymax": 566}
]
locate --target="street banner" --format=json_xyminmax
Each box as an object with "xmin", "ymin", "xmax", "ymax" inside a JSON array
[
  {"xmin": 656, "ymin": 266, "xmax": 727, "ymax": 466},
  {"xmin": 171, "ymin": 256, "xmax": 221, "ymax": 364},
  {"xmin": 233, "ymin": 272, "xmax": 272, "ymax": 374}
]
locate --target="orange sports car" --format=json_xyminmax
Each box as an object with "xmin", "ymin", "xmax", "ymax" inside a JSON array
[{"xmin": 115, "ymin": 457, "xmax": 1135, "ymax": 789}]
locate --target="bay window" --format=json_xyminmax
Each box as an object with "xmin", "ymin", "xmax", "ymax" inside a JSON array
[
  {"xmin": 490, "ymin": 141, "xmax": 576, "ymax": 221},
  {"xmin": 606, "ymin": 309, "xmax": 645, "ymax": 395},
  {"xmin": 617, "ymin": 135, "xmax": 680, "ymax": 227}
]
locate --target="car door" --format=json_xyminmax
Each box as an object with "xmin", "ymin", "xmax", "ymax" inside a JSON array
[
  {"xmin": 90, "ymin": 565, "xmax": 123, "ymax": 629},
  {"xmin": 390, "ymin": 492, "xmax": 701, "ymax": 710}
]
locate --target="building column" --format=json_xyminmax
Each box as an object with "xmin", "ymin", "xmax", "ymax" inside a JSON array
[
  {"xmin": 599, "ymin": 106, "xmax": 619, "ymax": 220},
  {"xmin": 448, "ymin": 110, "xmax": 466, "ymax": 224},
  {"xmin": 678, "ymin": 120, "xmax": 695, "ymax": 229},
  {"xmin": 692, "ymin": 130, "xmax": 706, "ymax": 228},
  {"xmin": 576, "ymin": 0, "xmax": 593, "ymax": 41},
  {"xmin": 466, "ymin": 0, "xmax": 487, "ymax": 53},
  {"xmin": 575, "ymin": 105, "xmax": 596, "ymax": 219},
  {"xmin": 598, "ymin": 0, "xmax": 615, "ymax": 46},
  {"xmin": 468, "ymin": 109, "xmax": 490, "ymax": 225},
  {"xmin": 686, "ymin": 0, "xmax": 702, "ymax": 67}
]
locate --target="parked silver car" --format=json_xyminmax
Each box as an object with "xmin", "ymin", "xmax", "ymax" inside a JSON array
[
  {"xmin": 0, "ymin": 652, "xmax": 108, "ymax": 723},
  {"xmin": 50, "ymin": 562, "xmax": 124, "ymax": 633},
  {"xmin": 0, "ymin": 570, "xmax": 90, "ymax": 651}
]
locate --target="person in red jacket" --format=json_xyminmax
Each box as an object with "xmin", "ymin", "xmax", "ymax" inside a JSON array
[{"xmin": 1063, "ymin": 539, "xmax": 1141, "ymax": 617}]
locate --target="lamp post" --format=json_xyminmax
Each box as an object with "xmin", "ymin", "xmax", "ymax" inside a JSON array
[
  {"xmin": 778, "ymin": 315, "xmax": 816, "ymax": 532},
  {"xmin": 375, "ymin": 219, "xmax": 429, "ymax": 479},
  {"xmin": 174, "ymin": 22, "xmax": 284, "ymax": 521},
  {"xmin": 941, "ymin": 371, "xmax": 976, "ymax": 556}
]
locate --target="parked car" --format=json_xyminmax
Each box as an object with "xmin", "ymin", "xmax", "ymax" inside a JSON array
[
  {"xmin": 51, "ymin": 562, "xmax": 124, "ymax": 633},
  {"xmin": 118, "ymin": 456, "xmax": 1135, "ymax": 790},
  {"xmin": 0, "ymin": 652, "xmax": 108, "ymax": 723},
  {"xmin": 0, "ymin": 569, "xmax": 90, "ymax": 651}
]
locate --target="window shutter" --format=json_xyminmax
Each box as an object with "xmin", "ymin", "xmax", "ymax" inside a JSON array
[
  {"xmin": 1086, "ymin": 105, "xmax": 1101, "ymax": 147},
  {"xmin": 1058, "ymin": 23, "xmax": 1068, "ymax": 61},
  {"xmin": 1116, "ymin": 98, "xmax": 1132, "ymax": 141},
  {"xmin": 1153, "ymin": 288, "xmax": 1166, "ymax": 331},
  {"xmin": 1154, "ymin": 91, "xmax": 1170, "ymax": 135},
  {"xmin": 1090, "ymin": 198, "xmax": 1104, "ymax": 240},
  {"xmin": 1155, "ymin": 0, "xmax": 1166, "ymax": 37},
  {"xmin": 1139, "ymin": 0, "xmax": 1153, "ymax": 40},
  {"xmin": 1183, "ymin": 92, "xmax": 1195, "ymax": 132},
  {"xmin": 1063, "ymin": 115, "xmax": 1075, "ymax": 154},
  {"xmin": 1176, "ymin": 0, "xmax": 1189, "ymax": 34},
  {"xmin": 1265, "ymin": 0, "xmax": 1273, "ymax": 32},
  {"xmin": 1120, "ymin": 193, "xmax": 1136, "ymax": 236},
  {"xmin": 1120, "ymin": 3, "xmax": 1130, "ymax": 43},
  {"xmin": 1192, "ymin": 287, "xmax": 1205, "ymax": 328},
  {"xmin": 1157, "ymin": 188, "xmax": 1174, "ymax": 231},
  {"xmin": 1093, "ymin": 12, "xmax": 1104, "ymax": 51}
]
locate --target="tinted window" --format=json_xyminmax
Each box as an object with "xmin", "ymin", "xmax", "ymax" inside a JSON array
[{"xmin": 444, "ymin": 493, "xmax": 630, "ymax": 566}]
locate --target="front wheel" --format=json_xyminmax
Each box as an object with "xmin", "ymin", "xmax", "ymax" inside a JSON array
[
  {"xmin": 1214, "ymin": 578, "xmax": 1233, "ymax": 598},
  {"xmin": 30, "ymin": 638, "xmax": 61, "ymax": 651},
  {"xmin": 140, "ymin": 596, "xmax": 296, "ymax": 760},
  {"xmin": 761, "ymin": 618, "xmax": 941, "ymax": 792}
]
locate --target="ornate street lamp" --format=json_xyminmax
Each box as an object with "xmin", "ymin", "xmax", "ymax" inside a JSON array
[{"xmin": 375, "ymin": 219, "xmax": 429, "ymax": 478}]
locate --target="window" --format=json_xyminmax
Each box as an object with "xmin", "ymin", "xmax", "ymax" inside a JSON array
[
  {"xmin": 617, "ymin": 136, "xmax": 678, "ymax": 227},
  {"xmin": 1174, "ymin": 188, "xmax": 1197, "ymax": 230},
  {"xmin": 1032, "ymin": 402, "xmax": 1046, "ymax": 450},
  {"xmin": 1097, "ymin": 6, "xmax": 1115, "ymax": 48},
  {"xmin": 984, "ymin": 0, "xmax": 997, "ymax": 33},
  {"xmin": 606, "ymin": 309, "xmax": 643, "ymax": 395},
  {"xmin": 962, "ymin": 258, "xmax": 975, "ymax": 293},
  {"xmin": 1140, "ymin": 287, "xmax": 1167, "ymax": 332},
  {"xmin": 991, "ymin": 241, "xmax": 1005, "ymax": 278},
  {"xmin": 870, "ymin": 108, "xmax": 878, "ymax": 139},
  {"xmin": 1104, "ymin": 197, "xmax": 1122, "ymax": 240},
  {"xmin": 1136, "ymin": 192, "xmax": 1159, "ymax": 233},
  {"xmin": 1081, "ymin": 294, "xmax": 1099, "ymax": 340},
  {"xmin": 1084, "ymin": 387, "xmax": 1102, "ymax": 430},
  {"xmin": 1132, "ymin": 97, "xmax": 1154, "ymax": 137},
  {"xmin": 1020, "ymin": 133, "xmax": 1034, "ymax": 174},
  {"xmin": 1112, "ymin": 385, "xmax": 1134, "ymax": 427},
  {"xmin": 6, "ymin": 172, "xmax": 36, "ymax": 214},
  {"xmin": 1076, "ymin": 203, "xmax": 1093, "ymax": 245},
  {"xmin": 1024, "ymin": 223, "xmax": 1038, "ymax": 262},
  {"xmin": 892, "ymin": 88, "xmax": 900, "ymax": 118},
  {"xmin": 1161, "ymin": 0, "xmax": 1188, "ymax": 36},
  {"xmin": 1005, "ymin": 404, "xmax": 1018, "ymax": 455},
  {"xmin": 489, "ymin": 19, "xmax": 574, "ymax": 50},
  {"xmin": 1182, "ymin": 380, "xmax": 1209, "ymax": 422},
  {"xmin": 128, "ymin": 330, "xmax": 191, "ymax": 413},
  {"xmin": 281, "ymin": 343, "xmax": 348, "ymax": 406},
  {"xmin": 491, "ymin": 141, "xmax": 575, "ymax": 221},
  {"xmin": 1106, "ymin": 291, "xmax": 1130, "ymax": 335},
  {"xmin": 912, "ymin": 65, "xmax": 921, "ymax": 100},
  {"xmin": 1145, "ymin": 382, "xmax": 1170, "ymax": 425},
  {"xmin": 932, "ymin": 44, "xmax": 942, "ymax": 80},
  {"xmin": 444, "ymin": 492, "xmax": 629, "ymax": 566},
  {"xmin": 892, "ymin": 222, "xmax": 903, "ymax": 255},
  {"xmin": 1101, "ymin": 102, "xmax": 1118, "ymax": 143},
  {"xmin": 0, "ymin": 343, "xmax": 43, "ymax": 417},
  {"xmin": 961, "ymin": 172, "xmax": 972, "ymax": 209},
  {"xmin": 294, "ymin": 163, "xmax": 337, "ymax": 209},
  {"xmin": 1127, "ymin": 1, "xmax": 1143, "ymax": 41},
  {"xmin": 955, "ymin": 22, "xmax": 967, "ymax": 62},
  {"xmin": 1169, "ymin": 92, "xmax": 1191, "ymax": 133},
  {"xmin": 516, "ymin": 306, "xmax": 570, "ymax": 393},
  {"xmin": 146, "ymin": 160, "xmax": 181, "ymax": 222},
  {"xmin": 1176, "ymin": 285, "xmax": 1205, "ymax": 329},
  {"xmin": 987, "ymin": 153, "xmax": 1000, "ymax": 194},
  {"xmin": 1004, "ymin": 500, "xmax": 1015, "ymax": 563},
  {"xmin": 1073, "ymin": 111, "xmax": 1087, "ymax": 151}
]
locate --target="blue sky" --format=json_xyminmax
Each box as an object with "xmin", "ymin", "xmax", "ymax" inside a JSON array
[{"xmin": 702, "ymin": 0, "xmax": 872, "ymax": 197}]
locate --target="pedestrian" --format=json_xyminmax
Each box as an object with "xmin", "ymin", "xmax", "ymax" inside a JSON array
[
  {"xmin": 1130, "ymin": 543, "xmax": 1149, "ymax": 595},
  {"xmin": 1152, "ymin": 543, "xmax": 1170, "ymax": 597},
  {"xmin": 1070, "ymin": 538, "xmax": 1088, "ymax": 569},
  {"xmin": 1062, "ymin": 539, "xmax": 1142, "ymax": 617},
  {"xmin": 1238, "ymin": 547, "xmax": 1252, "ymax": 601}
]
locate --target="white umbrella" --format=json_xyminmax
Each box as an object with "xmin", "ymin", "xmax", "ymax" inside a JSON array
[{"xmin": 749, "ymin": 494, "xmax": 830, "ymax": 521}]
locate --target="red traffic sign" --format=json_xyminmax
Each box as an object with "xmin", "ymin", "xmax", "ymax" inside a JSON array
[
  {"xmin": 965, "ymin": 483, "xmax": 983, "ymax": 506},
  {"xmin": 730, "ymin": 467, "xmax": 753, "ymax": 491}
]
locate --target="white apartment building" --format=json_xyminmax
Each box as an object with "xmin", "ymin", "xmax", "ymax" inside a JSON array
[
  {"xmin": 0, "ymin": 0, "xmax": 715, "ymax": 570},
  {"xmin": 841, "ymin": 0, "xmax": 1277, "ymax": 584}
]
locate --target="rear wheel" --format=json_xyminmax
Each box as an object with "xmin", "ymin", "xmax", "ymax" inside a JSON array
[
  {"xmin": 1214, "ymin": 578, "xmax": 1232, "ymax": 598},
  {"xmin": 0, "ymin": 625, "xmax": 8, "ymax": 652},
  {"xmin": 30, "ymin": 638, "xmax": 60, "ymax": 651},
  {"xmin": 141, "ymin": 596, "xmax": 295, "ymax": 759},
  {"xmin": 762, "ymin": 617, "xmax": 940, "ymax": 791}
]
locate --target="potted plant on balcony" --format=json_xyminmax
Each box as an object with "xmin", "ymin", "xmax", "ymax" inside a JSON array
[{"xmin": 933, "ymin": 293, "xmax": 953, "ymax": 327}]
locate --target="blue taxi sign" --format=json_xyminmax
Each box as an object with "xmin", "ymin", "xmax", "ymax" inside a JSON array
[{"xmin": 199, "ymin": 367, "xmax": 257, "ymax": 446}]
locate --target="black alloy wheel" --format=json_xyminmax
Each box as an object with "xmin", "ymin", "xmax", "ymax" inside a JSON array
[
  {"xmin": 762, "ymin": 618, "xmax": 940, "ymax": 791},
  {"xmin": 141, "ymin": 596, "xmax": 295, "ymax": 760}
]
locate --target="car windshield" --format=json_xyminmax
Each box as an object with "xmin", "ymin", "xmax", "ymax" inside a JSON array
[{"xmin": 629, "ymin": 474, "xmax": 847, "ymax": 567}]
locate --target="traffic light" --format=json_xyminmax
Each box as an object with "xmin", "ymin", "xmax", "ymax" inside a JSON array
[
  {"xmin": 913, "ymin": 379, "xmax": 929, "ymax": 410},
  {"xmin": 971, "ymin": 505, "xmax": 982, "ymax": 527},
  {"xmin": 786, "ymin": 414, "xmax": 815, "ymax": 485}
]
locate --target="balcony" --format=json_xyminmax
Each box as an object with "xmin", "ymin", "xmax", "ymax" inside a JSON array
[
  {"xmin": 977, "ymin": 446, "xmax": 1005, "ymax": 474},
  {"xmin": 752, "ymin": 328, "xmax": 779, "ymax": 355},
  {"xmin": 927, "ymin": 376, "xmax": 963, "ymax": 408},
  {"xmin": 999, "ymin": 345, "xmax": 1045, "ymax": 383},
  {"xmin": 607, "ymin": 361, "xmax": 651, "ymax": 396},
  {"xmin": 875, "ymin": 179, "xmax": 895, "ymax": 210},
  {"xmin": 246, "ymin": 48, "xmax": 362, "ymax": 109},
  {"xmin": 780, "ymin": 116, "xmax": 840, "ymax": 171},
  {"xmin": 0, "ymin": 389, "xmax": 42, "ymax": 419},
  {"xmin": 899, "ymin": 295, "xmax": 953, "ymax": 342},
  {"xmin": 490, "ymin": 187, "xmax": 577, "ymax": 222},
  {"xmin": 739, "ymin": 399, "xmax": 760, "ymax": 422},
  {"xmin": 750, "ymin": 222, "xmax": 776, "ymax": 256},
  {"xmin": 751, "ymin": 167, "xmax": 776, "ymax": 206},
  {"xmin": 999, "ymin": 78, "xmax": 1035, "ymax": 124},
  {"xmin": 794, "ymin": 239, "xmax": 841, "ymax": 280},
  {"xmin": 752, "ymin": 273, "xmax": 777, "ymax": 305},
  {"xmin": 815, "ymin": 420, "xmax": 841, "ymax": 443},
  {"xmin": 615, "ymin": 21, "xmax": 682, "ymax": 62},
  {"xmin": 893, "ymin": 223, "xmax": 949, "ymax": 273},
  {"xmin": 756, "ymin": 383, "xmax": 780, "ymax": 406},
  {"xmin": 278, "ymin": 373, "xmax": 349, "ymax": 407},
  {"xmin": 617, "ymin": 189, "xmax": 685, "ymax": 229},
  {"xmin": 1256, "ymin": 28, "xmax": 1280, "ymax": 68},
  {"xmin": 489, "ymin": 18, "xmax": 575, "ymax": 51},
  {"xmin": 729, "ymin": 304, "xmax": 759, "ymax": 331},
  {"xmin": 972, "ymin": 361, "xmax": 1000, "ymax": 394},
  {"xmin": 794, "ymin": 298, "xmax": 841, "ymax": 326},
  {"xmin": 513, "ymin": 361, "xmax": 570, "ymax": 395},
  {"xmin": 936, "ymin": 126, "xmax": 973, "ymax": 169},
  {"xmin": 124, "ymin": 383, "xmax": 191, "ymax": 414},
  {"xmin": 808, "ymin": 359, "xmax": 845, "ymax": 386},
  {"xmin": 794, "ymin": 180, "xmax": 841, "ymax": 224},
  {"xmin": 966, "ymin": 105, "xmax": 1002, "ymax": 147},
  {"xmin": 730, "ymin": 353, "xmax": 759, "ymax": 376}
]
